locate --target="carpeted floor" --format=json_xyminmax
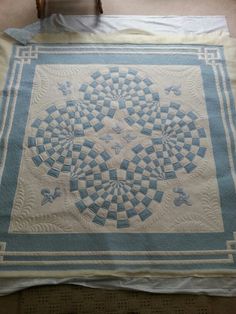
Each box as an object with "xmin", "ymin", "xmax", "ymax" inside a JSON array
[
  {"xmin": 1, "ymin": 284, "xmax": 236, "ymax": 314},
  {"xmin": 0, "ymin": 1, "xmax": 236, "ymax": 313}
]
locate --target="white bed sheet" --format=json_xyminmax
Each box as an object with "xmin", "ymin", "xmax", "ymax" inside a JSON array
[
  {"xmin": 1, "ymin": 276, "xmax": 236, "ymax": 296},
  {"xmin": 40, "ymin": 14, "xmax": 229, "ymax": 34},
  {"xmin": 4, "ymin": 15, "xmax": 229, "ymax": 45}
]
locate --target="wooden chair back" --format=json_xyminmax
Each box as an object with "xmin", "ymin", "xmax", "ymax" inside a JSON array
[{"xmin": 36, "ymin": 0, "xmax": 103, "ymax": 19}]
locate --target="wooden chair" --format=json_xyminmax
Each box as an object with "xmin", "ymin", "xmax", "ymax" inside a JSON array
[{"xmin": 36, "ymin": 0, "xmax": 103, "ymax": 19}]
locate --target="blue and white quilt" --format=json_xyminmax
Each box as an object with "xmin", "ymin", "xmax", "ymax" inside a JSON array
[{"xmin": 0, "ymin": 35, "xmax": 236, "ymax": 280}]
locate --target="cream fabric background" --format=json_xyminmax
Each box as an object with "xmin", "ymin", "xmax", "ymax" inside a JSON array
[{"xmin": 9, "ymin": 63, "xmax": 222, "ymax": 234}]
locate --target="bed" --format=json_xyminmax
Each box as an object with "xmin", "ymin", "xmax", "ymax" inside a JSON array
[{"xmin": 0, "ymin": 18, "xmax": 236, "ymax": 296}]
